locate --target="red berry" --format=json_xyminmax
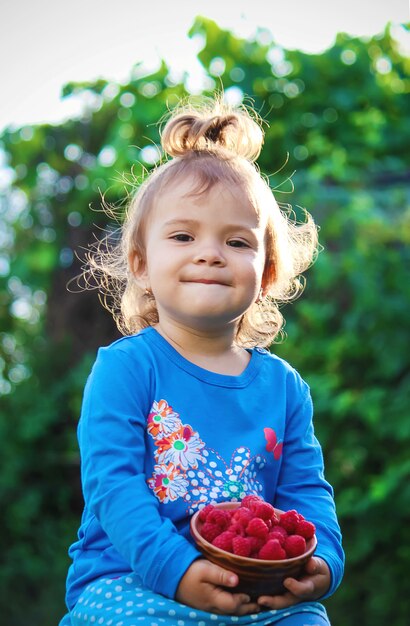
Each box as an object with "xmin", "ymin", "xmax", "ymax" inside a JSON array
[
  {"xmin": 246, "ymin": 517, "xmax": 269, "ymax": 539},
  {"xmin": 212, "ymin": 531, "xmax": 235, "ymax": 552},
  {"xmin": 196, "ymin": 500, "xmax": 314, "ymax": 563},
  {"xmin": 207, "ymin": 508, "xmax": 231, "ymax": 529},
  {"xmin": 284, "ymin": 534, "xmax": 307, "ymax": 558},
  {"xmin": 279, "ymin": 509, "xmax": 301, "ymax": 534},
  {"xmin": 198, "ymin": 504, "xmax": 215, "ymax": 522},
  {"xmin": 271, "ymin": 510, "xmax": 280, "ymax": 526},
  {"xmin": 249, "ymin": 535, "xmax": 265, "ymax": 554},
  {"xmin": 296, "ymin": 519, "xmax": 316, "ymax": 540},
  {"xmin": 258, "ymin": 539, "xmax": 287, "ymax": 560},
  {"xmin": 269, "ymin": 527, "xmax": 287, "ymax": 546},
  {"xmin": 270, "ymin": 524, "xmax": 287, "ymax": 537},
  {"xmin": 232, "ymin": 507, "xmax": 254, "ymax": 526},
  {"xmin": 241, "ymin": 495, "xmax": 262, "ymax": 509},
  {"xmin": 200, "ymin": 522, "xmax": 221, "ymax": 543},
  {"xmin": 251, "ymin": 501, "xmax": 276, "ymax": 521},
  {"xmin": 228, "ymin": 522, "xmax": 246, "ymax": 537},
  {"xmin": 232, "ymin": 536, "xmax": 252, "ymax": 557}
]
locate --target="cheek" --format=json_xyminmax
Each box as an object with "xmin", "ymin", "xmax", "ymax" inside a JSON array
[{"xmin": 245, "ymin": 259, "xmax": 265, "ymax": 297}]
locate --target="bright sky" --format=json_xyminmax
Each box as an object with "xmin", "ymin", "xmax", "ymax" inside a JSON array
[{"xmin": 0, "ymin": 0, "xmax": 408, "ymax": 134}]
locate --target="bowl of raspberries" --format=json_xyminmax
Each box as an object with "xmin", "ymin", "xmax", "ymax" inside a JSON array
[{"xmin": 190, "ymin": 495, "xmax": 317, "ymax": 599}]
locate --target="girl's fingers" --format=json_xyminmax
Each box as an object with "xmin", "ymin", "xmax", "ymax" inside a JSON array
[
  {"xmin": 304, "ymin": 557, "xmax": 318, "ymax": 574},
  {"xmin": 257, "ymin": 573, "xmax": 317, "ymax": 609},
  {"xmin": 217, "ymin": 591, "xmax": 260, "ymax": 615},
  {"xmin": 204, "ymin": 562, "xmax": 239, "ymax": 589},
  {"xmin": 234, "ymin": 598, "xmax": 261, "ymax": 616},
  {"xmin": 257, "ymin": 567, "xmax": 325, "ymax": 609},
  {"xmin": 304, "ymin": 556, "xmax": 324, "ymax": 576},
  {"xmin": 257, "ymin": 591, "xmax": 298, "ymax": 610},
  {"xmin": 203, "ymin": 563, "xmax": 260, "ymax": 614},
  {"xmin": 283, "ymin": 576, "xmax": 315, "ymax": 597}
]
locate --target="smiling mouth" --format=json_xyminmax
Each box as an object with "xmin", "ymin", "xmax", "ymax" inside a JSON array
[{"xmin": 184, "ymin": 279, "xmax": 229, "ymax": 286}]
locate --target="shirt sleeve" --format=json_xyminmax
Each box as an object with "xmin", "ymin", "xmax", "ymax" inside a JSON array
[
  {"xmin": 274, "ymin": 368, "xmax": 345, "ymax": 598},
  {"xmin": 78, "ymin": 345, "xmax": 201, "ymax": 599}
]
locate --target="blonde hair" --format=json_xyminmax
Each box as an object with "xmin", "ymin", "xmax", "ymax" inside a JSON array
[{"xmin": 83, "ymin": 96, "xmax": 318, "ymax": 348}]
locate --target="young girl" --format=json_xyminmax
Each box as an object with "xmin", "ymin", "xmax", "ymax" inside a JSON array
[{"xmin": 59, "ymin": 96, "xmax": 344, "ymax": 626}]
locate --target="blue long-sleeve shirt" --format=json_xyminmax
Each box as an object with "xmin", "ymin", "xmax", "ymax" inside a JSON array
[{"xmin": 64, "ymin": 327, "xmax": 344, "ymax": 610}]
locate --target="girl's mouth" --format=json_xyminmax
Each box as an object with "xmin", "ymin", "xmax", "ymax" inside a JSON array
[{"xmin": 185, "ymin": 279, "xmax": 228, "ymax": 285}]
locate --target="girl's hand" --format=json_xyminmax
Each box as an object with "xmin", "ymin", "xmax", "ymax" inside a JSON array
[
  {"xmin": 176, "ymin": 558, "xmax": 260, "ymax": 615},
  {"xmin": 257, "ymin": 557, "xmax": 331, "ymax": 610}
]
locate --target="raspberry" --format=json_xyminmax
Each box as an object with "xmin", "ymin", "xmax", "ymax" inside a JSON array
[
  {"xmin": 296, "ymin": 519, "xmax": 316, "ymax": 540},
  {"xmin": 212, "ymin": 531, "xmax": 235, "ymax": 552},
  {"xmin": 200, "ymin": 522, "xmax": 221, "ymax": 543},
  {"xmin": 227, "ymin": 522, "xmax": 246, "ymax": 537},
  {"xmin": 240, "ymin": 494, "xmax": 262, "ymax": 509},
  {"xmin": 249, "ymin": 535, "xmax": 265, "ymax": 555},
  {"xmin": 232, "ymin": 507, "xmax": 253, "ymax": 526},
  {"xmin": 251, "ymin": 501, "xmax": 276, "ymax": 521},
  {"xmin": 270, "ymin": 524, "xmax": 287, "ymax": 537},
  {"xmin": 258, "ymin": 539, "xmax": 287, "ymax": 560},
  {"xmin": 269, "ymin": 527, "xmax": 287, "ymax": 546},
  {"xmin": 198, "ymin": 504, "xmax": 215, "ymax": 522},
  {"xmin": 279, "ymin": 509, "xmax": 301, "ymax": 534},
  {"xmin": 246, "ymin": 517, "xmax": 269, "ymax": 539},
  {"xmin": 271, "ymin": 510, "xmax": 281, "ymax": 526},
  {"xmin": 207, "ymin": 508, "xmax": 231, "ymax": 529},
  {"xmin": 232, "ymin": 536, "xmax": 252, "ymax": 557},
  {"xmin": 284, "ymin": 534, "xmax": 307, "ymax": 558},
  {"xmin": 195, "ymin": 500, "xmax": 315, "ymax": 563}
]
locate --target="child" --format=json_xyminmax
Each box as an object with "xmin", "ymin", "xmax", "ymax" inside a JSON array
[{"xmin": 59, "ymin": 96, "xmax": 344, "ymax": 626}]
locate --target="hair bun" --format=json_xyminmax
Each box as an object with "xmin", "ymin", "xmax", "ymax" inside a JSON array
[{"xmin": 161, "ymin": 101, "xmax": 264, "ymax": 162}]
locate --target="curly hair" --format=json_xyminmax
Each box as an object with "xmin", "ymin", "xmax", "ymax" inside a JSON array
[{"xmin": 82, "ymin": 96, "xmax": 319, "ymax": 348}]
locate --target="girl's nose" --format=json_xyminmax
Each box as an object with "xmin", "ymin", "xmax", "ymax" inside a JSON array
[{"xmin": 193, "ymin": 244, "xmax": 226, "ymax": 266}]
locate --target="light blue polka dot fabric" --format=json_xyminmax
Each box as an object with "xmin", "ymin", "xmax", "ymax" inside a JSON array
[{"xmin": 62, "ymin": 574, "xmax": 330, "ymax": 626}]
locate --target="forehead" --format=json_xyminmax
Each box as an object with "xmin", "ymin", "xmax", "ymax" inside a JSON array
[{"xmin": 152, "ymin": 177, "xmax": 264, "ymax": 228}]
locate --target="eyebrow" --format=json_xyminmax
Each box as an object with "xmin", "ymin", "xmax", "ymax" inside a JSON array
[
  {"xmin": 163, "ymin": 219, "xmax": 200, "ymax": 228},
  {"xmin": 162, "ymin": 218, "xmax": 259, "ymax": 231}
]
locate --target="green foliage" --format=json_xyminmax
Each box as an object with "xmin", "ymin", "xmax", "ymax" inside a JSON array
[{"xmin": 1, "ymin": 18, "xmax": 409, "ymax": 625}]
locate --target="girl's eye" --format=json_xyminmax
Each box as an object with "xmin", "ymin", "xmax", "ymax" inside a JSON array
[
  {"xmin": 227, "ymin": 239, "xmax": 250, "ymax": 248},
  {"xmin": 171, "ymin": 233, "xmax": 193, "ymax": 242}
]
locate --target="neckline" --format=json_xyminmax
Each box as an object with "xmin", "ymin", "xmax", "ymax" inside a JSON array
[{"xmin": 141, "ymin": 327, "xmax": 263, "ymax": 388}]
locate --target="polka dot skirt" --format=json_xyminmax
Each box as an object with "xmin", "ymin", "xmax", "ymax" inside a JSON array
[{"xmin": 65, "ymin": 575, "xmax": 329, "ymax": 626}]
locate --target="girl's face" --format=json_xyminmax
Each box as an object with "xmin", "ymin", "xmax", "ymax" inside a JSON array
[{"xmin": 132, "ymin": 179, "xmax": 268, "ymax": 335}]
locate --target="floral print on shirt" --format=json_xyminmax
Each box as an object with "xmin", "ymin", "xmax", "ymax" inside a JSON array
[
  {"xmin": 146, "ymin": 399, "xmax": 181, "ymax": 438},
  {"xmin": 148, "ymin": 463, "xmax": 189, "ymax": 503},
  {"xmin": 146, "ymin": 399, "xmax": 277, "ymax": 514}
]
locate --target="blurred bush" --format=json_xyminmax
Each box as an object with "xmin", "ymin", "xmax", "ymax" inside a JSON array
[{"xmin": 0, "ymin": 17, "xmax": 409, "ymax": 625}]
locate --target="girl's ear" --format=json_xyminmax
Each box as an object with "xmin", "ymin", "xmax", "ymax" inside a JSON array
[{"xmin": 129, "ymin": 252, "xmax": 149, "ymax": 288}]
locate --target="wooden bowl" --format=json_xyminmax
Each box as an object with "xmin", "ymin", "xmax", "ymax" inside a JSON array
[{"xmin": 190, "ymin": 501, "xmax": 317, "ymax": 599}]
